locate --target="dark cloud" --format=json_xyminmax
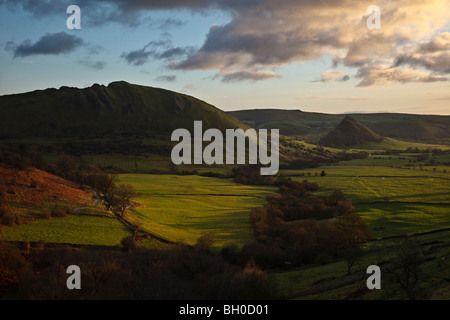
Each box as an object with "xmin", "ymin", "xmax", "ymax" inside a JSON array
[
  {"xmin": 2, "ymin": 0, "xmax": 450, "ymax": 85},
  {"xmin": 7, "ymin": 32, "xmax": 84, "ymax": 58},
  {"xmin": 393, "ymin": 33, "xmax": 450, "ymax": 75},
  {"xmin": 0, "ymin": 0, "xmax": 213, "ymax": 27},
  {"xmin": 121, "ymin": 39, "xmax": 195, "ymax": 66}
]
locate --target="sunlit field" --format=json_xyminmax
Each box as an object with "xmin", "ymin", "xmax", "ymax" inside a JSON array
[{"xmin": 118, "ymin": 174, "xmax": 276, "ymax": 248}]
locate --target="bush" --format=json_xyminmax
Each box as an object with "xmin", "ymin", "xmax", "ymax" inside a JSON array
[
  {"xmin": 40, "ymin": 208, "xmax": 51, "ymax": 219},
  {"xmin": 0, "ymin": 241, "xmax": 31, "ymax": 287},
  {"xmin": 0, "ymin": 207, "xmax": 15, "ymax": 226},
  {"xmin": 196, "ymin": 233, "xmax": 216, "ymax": 251},
  {"xmin": 0, "ymin": 207, "xmax": 7, "ymax": 219},
  {"xmin": 121, "ymin": 236, "xmax": 139, "ymax": 251},
  {"xmin": 29, "ymin": 179, "xmax": 38, "ymax": 188},
  {"xmin": 51, "ymin": 208, "xmax": 66, "ymax": 218}
]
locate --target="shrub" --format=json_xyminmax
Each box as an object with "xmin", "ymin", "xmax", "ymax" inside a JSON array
[
  {"xmin": 0, "ymin": 241, "xmax": 31, "ymax": 287},
  {"xmin": 40, "ymin": 208, "xmax": 51, "ymax": 219},
  {"xmin": 196, "ymin": 233, "xmax": 216, "ymax": 252},
  {"xmin": 35, "ymin": 240, "xmax": 47, "ymax": 250},
  {"xmin": 121, "ymin": 236, "xmax": 139, "ymax": 251},
  {"xmin": 0, "ymin": 207, "xmax": 15, "ymax": 226},
  {"xmin": 0, "ymin": 207, "xmax": 7, "ymax": 219},
  {"xmin": 51, "ymin": 208, "xmax": 66, "ymax": 218},
  {"xmin": 29, "ymin": 179, "xmax": 38, "ymax": 188}
]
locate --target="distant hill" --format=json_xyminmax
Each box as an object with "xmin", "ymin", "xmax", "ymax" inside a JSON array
[
  {"xmin": 229, "ymin": 109, "xmax": 450, "ymax": 145},
  {"xmin": 0, "ymin": 81, "xmax": 246, "ymax": 139},
  {"xmin": 319, "ymin": 116, "xmax": 384, "ymax": 148}
]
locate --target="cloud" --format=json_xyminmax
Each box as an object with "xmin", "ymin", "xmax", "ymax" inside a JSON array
[
  {"xmin": 79, "ymin": 57, "xmax": 107, "ymax": 70},
  {"xmin": 159, "ymin": 18, "xmax": 187, "ymax": 30},
  {"xmin": 0, "ymin": 0, "xmax": 210, "ymax": 27},
  {"xmin": 169, "ymin": 0, "xmax": 450, "ymax": 84},
  {"xmin": 316, "ymin": 70, "xmax": 350, "ymax": 83},
  {"xmin": 221, "ymin": 71, "xmax": 281, "ymax": 83},
  {"xmin": 393, "ymin": 33, "xmax": 450, "ymax": 74},
  {"xmin": 121, "ymin": 39, "xmax": 195, "ymax": 66},
  {"xmin": 6, "ymin": 32, "xmax": 84, "ymax": 58},
  {"xmin": 155, "ymin": 75, "xmax": 177, "ymax": 82},
  {"xmin": 181, "ymin": 84, "xmax": 195, "ymax": 92},
  {"xmin": 3, "ymin": 0, "xmax": 450, "ymax": 85},
  {"xmin": 356, "ymin": 66, "xmax": 448, "ymax": 87}
]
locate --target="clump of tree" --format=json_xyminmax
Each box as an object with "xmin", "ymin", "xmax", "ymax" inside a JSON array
[
  {"xmin": 0, "ymin": 144, "xmax": 47, "ymax": 172},
  {"xmin": 228, "ymin": 179, "xmax": 370, "ymax": 269},
  {"xmin": 0, "ymin": 241, "xmax": 30, "ymax": 289},
  {"xmin": 233, "ymin": 165, "xmax": 274, "ymax": 185},
  {"xmin": 3, "ymin": 242, "xmax": 275, "ymax": 300}
]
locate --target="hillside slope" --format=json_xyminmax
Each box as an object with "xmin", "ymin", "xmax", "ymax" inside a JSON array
[
  {"xmin": 319, "ymin": 116, "xmax": 384, "ymax": 148},
  {"xmin": 0, "ymin": 81, "xmax": 246, "ymax": 139},
  {"xmin": 229, "ymin": 109, "xmax": 450, "ymax": 144}
]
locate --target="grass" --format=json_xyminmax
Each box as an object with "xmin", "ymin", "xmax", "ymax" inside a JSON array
[
  {"xmin": 351, "ymin": 137, "xmax": 450, "ymax": 151},
  {"xmin": 0, "ymin": 215, "xmax": 132, "ymax": 246},
  {"xmin": 271, "ymin": 230, "xmax": 450, "ymax": 300},
  {"xmin": 284, "ymin": 164, "xmax": 450, "ymax": 239},
  {"xmin": 82, "ymin": 153, "xmax": 171, "ymax": 173},
  {"xmin": 118, "ymin": 174, "xmax": 276, "ymax": 248}
]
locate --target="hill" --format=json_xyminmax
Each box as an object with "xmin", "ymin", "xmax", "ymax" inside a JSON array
[
  {"xmin": 229, "ymin": 109, "xmax": 450, "ymax": 145},
  {"xmin": 319, "ymin": 116, "xmax": 384, "ymax": 148},
  {"xmin": 0, "ymin": 165, "xmax": 94, "ymax": 223},
  {"xmin": 0, "ymin": 81, "xmax": 246, "ymax": 139}
]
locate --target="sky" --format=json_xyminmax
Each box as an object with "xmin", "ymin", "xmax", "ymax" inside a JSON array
[{"xmin": 0, "ymin": 0, "xmax": 449, "ymax": 115}]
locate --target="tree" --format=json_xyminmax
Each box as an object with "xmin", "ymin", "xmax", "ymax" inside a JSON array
[
  {"xmin": 55, "ymin": 155, "xmax": 79, "ymax": 181},
  {"xmin": 89, "ymin": 173, "xmax": 117, "ymax": 197},
  {"xmin": 110, "ymin": 184, "xmax": 137, "ymax": 217},
  {"xmin": 121, "ymin": 236, "xmax": 139, "ymax": 251},
  {"xmin": 332, "ymin": 213, "xmax": 371, "ymax": 250},
  {"xmin": 196, "ymin": 233, "xmax": 216, "ymax": 251},
  {"xmin": 341, "ymin": 247, "xmax": 361, "ymax": 275},
  {"xmin": 387, "ymin": 241, "xmax": 427, "ymax": 300},
  {"xmin": 320, "ymin": 170, "xmax": 327, "ymax": 177}
]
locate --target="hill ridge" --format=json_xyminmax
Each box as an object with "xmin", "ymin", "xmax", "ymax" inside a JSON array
[{"xmin": 0, "ymin": 81, "xmax": 246, "ymax": 139}]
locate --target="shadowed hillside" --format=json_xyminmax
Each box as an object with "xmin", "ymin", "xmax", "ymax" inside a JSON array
[
  {"xmin": 319, "ymin": 116, "xmax": 384, "ymax": 148},
  {"xmin": 0, "ymin": 81, "xmax": 246, "ymax": 139}
]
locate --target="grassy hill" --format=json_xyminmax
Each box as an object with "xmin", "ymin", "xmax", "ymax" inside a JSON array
[
  {"xmin": 319, "ymin": 116, "xmax": 384, "ymax": 148},
  {"xmin": 0, "ymin": 81, "xmax": 246, "ymax": 139},
  {"xmin": 229, "ymin": 109, "xmax": 450, "ymax": 145}
]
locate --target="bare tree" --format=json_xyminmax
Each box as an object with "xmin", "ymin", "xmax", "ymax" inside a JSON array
[
  {"xmin": 386, "ymin": 241, "xmax": 428, "ymax": 300},
  {"xmin": 110, "ymin": 184, "xmax": 137, "ymax": 217}
]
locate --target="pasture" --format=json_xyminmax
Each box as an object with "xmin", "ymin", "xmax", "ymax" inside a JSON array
[
  {"xmin": 0, "ymin": 215, "xmax": 132, "ymax": 246},
  {"xmin": 282, "ymin": 163, "xmax": 450, "ymax": 239},
  {"xmin": 118, "ymin": 174, "xmax": 276, "ymax": 248}
]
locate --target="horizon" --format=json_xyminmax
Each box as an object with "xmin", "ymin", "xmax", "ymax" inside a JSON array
[
  {"xmin": 1, "ymin": 79, "xmax": 449, "ymax": 117},
  {"xmin": 1, "ymin": 1, "xmax": 449, "ymax": 115}
]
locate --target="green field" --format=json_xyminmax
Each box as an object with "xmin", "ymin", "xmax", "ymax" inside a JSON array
[
  {"xmin": 283, "ymin": 164, "xmax": 450, "ymax": 239},
  {"xmin": 274, "ymin": 157, "xmax": 450, "ymax": 299},
  {"xmin": 271, "ymin": 230, "xmax": 450, "ymax": 300},
  {"xmin": 0, "ymin": 215, "xmax": 132, "ymax": 246},
  {"xmin": 118, "ymin": 174, "xmax": 276, "ymax": 248}
]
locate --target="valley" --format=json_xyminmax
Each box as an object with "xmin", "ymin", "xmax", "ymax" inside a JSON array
[{"xmin": 1, "ymin": 82, "xmax": 449, "ymax": 300}]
